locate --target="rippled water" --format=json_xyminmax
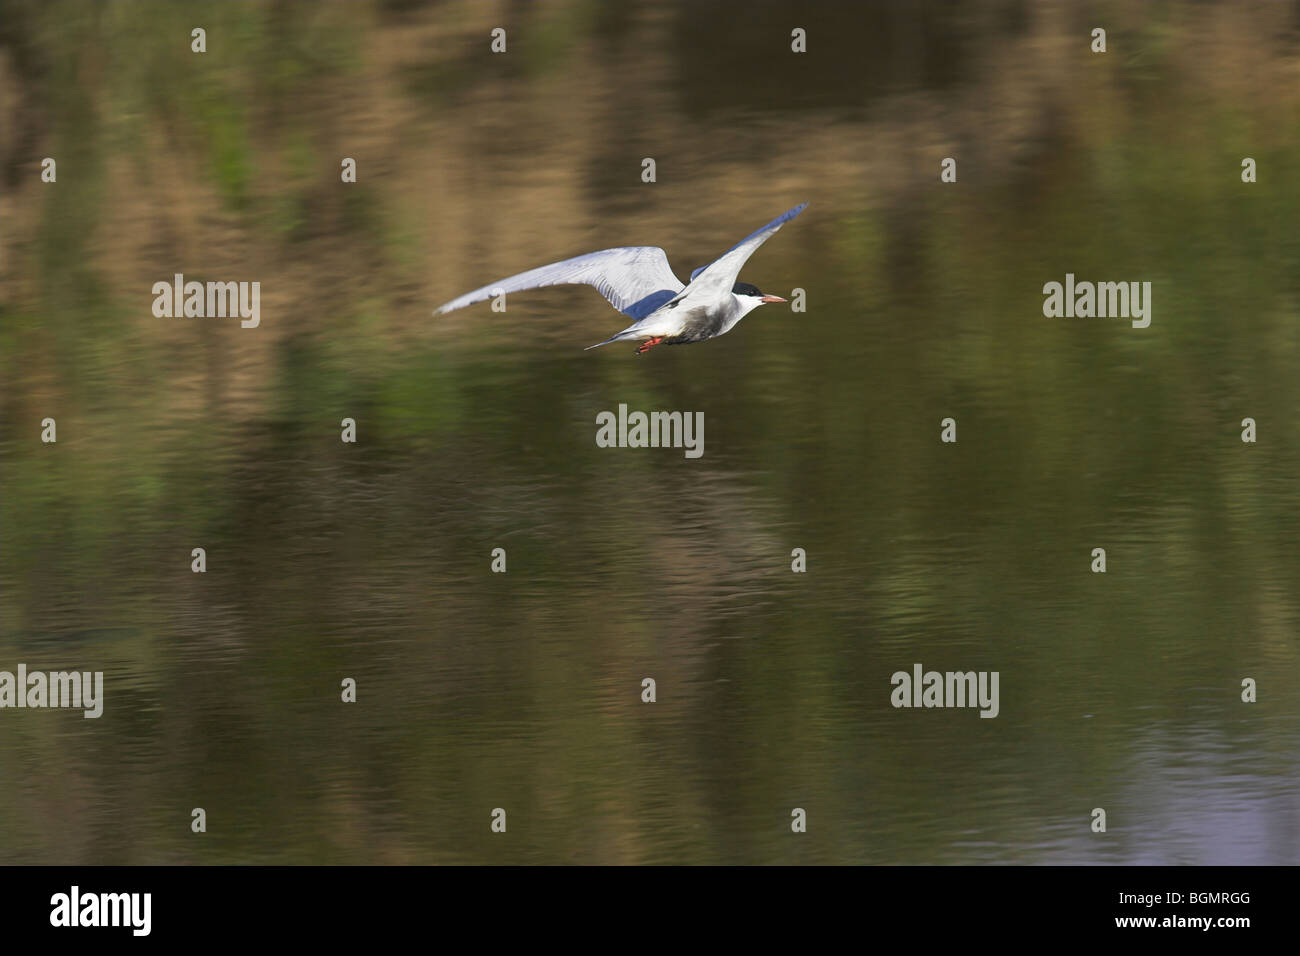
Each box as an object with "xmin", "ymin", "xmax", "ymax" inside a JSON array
[{"xmin": 1, "ymin": 0, "xmax": 1298, "ymax": 864}]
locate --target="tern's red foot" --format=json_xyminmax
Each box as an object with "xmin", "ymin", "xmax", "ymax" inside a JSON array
[{"xmin": 636, "ymin": 336, "xmax": 665, "ymax": 354}]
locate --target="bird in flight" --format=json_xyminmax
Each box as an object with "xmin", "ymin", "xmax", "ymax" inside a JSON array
[{"xmin": 434, "ymin": 203, "xmax": 807, "ymax": 353}]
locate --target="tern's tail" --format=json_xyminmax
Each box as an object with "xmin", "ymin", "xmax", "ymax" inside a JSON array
[{"xmin": 583, "ymin": 330, "xmax": 637, "ymax": 351}]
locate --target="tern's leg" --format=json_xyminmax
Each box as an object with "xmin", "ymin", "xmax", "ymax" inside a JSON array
[{"xmin": 635, "ymin": 336, "xmax": 665, "ymax": 355}]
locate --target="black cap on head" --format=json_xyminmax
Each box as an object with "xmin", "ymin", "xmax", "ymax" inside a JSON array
[{"xmin": 732, "ymin": 281, "xmax": 763, "ymax": 297}]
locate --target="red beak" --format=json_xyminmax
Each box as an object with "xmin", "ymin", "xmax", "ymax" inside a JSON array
[{"xmin": 760, "ymin": 295, "xmax": 787, "ymax": 303}]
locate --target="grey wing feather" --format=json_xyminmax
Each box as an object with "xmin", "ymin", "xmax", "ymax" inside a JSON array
[
  {"xmin": 687, "ymin": 202, "xmax": 808, "ymax": 287},
  {"xmin": 434, "ymin": 246, "xmax": 684, "ymax": 320}
]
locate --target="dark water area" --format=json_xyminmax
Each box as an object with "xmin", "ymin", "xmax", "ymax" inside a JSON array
[{"xmin": 1, "ymin": 0, "xmax": 1298, "ymax": 864}]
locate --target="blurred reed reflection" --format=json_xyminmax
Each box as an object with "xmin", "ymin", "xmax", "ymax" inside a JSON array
[{"xmin": 0, "ymin": 0, "xmax": 1298, "ymax": 863}]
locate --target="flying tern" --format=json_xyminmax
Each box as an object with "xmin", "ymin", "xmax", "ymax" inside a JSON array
[{"xmin": 433, "ymin": 202, "xmax": 807, "ymax": 353}]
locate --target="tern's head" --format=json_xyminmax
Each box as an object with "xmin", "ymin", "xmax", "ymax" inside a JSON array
[{"xmin": 731, "ymin": 281, "xmax": 787, "ymax": 309}]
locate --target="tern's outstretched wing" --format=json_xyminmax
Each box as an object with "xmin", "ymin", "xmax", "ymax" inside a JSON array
[
  {"xmin": 434, "ymin": 246, "xmax": 684, "ymax": 320},
  {"xmin": 687, "ymin": 202, "xmax": 808, "ymax": 287}
]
